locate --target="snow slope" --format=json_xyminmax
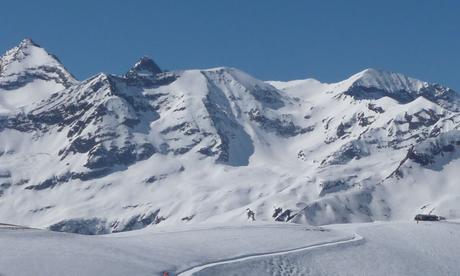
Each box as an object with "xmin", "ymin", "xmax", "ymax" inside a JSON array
[
  {"xmin": 0, "ymin": 221, "xmax": 459, "ymax": 276},
  {"xmin": 189, "ymin": 221, "xmax": 460, "ymax": 276},
  {"xmin": 178, "ymin": 233, "xmax": 363, "ymax": 276},
  {"xmin": 0, "ymin": 223, "xmax": 348, "ymax": 276},
  {"xmin": 0, "ymin": 39, "xmax": 460, "ymax": 234},
  {"xmin": 0, "ymin": 38, "xmax": 76, "ymax": 113}
]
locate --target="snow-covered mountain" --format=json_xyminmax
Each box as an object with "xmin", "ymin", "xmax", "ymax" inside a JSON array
[
  {"xmin": 0, "ymin": 39, "xmax": 459, "ymax": 234},
  {"xmin": 0, "ymin": 39, "xmax": 76, "ymax": 113}
]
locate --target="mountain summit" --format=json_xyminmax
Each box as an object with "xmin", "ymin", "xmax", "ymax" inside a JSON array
[
  {"xmin": 0, "ymin": 39, "xmax": 77, "ymax": 112},
  {"xmin": 126, "ymin": 56, "xmax": 162, "ymax": 78},
  {"xmin": 0, "ymin": 38, "xmax": 76, "ymax": 87}
]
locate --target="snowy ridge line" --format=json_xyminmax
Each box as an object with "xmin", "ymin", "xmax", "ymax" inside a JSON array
[{"xmin": 176, "ymin": 233, "xmax": 364, "ymax": 276}]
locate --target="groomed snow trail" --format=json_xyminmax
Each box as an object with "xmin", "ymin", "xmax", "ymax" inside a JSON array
[{"xmin": 177, "ymin": 233, "xmax": 364, "ymax": 276}]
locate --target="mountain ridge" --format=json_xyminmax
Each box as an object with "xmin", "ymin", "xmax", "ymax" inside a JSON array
[{"xmin": 1, "ymin": 39, "xmax": 459, "ymax": 234}]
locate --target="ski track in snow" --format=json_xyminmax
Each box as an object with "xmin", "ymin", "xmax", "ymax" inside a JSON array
[{"xmin": 177, "ymin": 233, "xmax": 364, "ymax": 276}]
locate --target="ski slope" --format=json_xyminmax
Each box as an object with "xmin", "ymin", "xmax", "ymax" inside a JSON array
[{"xmin": 1, "ymin": 221, "xmax": 459, "ymax": 276}]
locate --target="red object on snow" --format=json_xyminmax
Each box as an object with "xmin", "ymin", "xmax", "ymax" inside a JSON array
[{"xmin": 163, "ymin": 272, "xmax": 169, "ymax": 276}]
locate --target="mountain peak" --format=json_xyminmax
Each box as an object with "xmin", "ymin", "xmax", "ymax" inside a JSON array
[
  {"xmin": 333, "ymin": 68, "xmax": 459, "ymax": 111},
  {"xmin": 0, "ymin": 39, "xmax": 76, "ymax": 112},
  {"xmin": 345, "ymin": 68, "xmax": 427, "ymax": 93},
  {"xmin": 18, "ymin": 38, "xmax": 40, "ymax": 49},
  {"xmin": 126, "ymin": 56, "xmax": 162, "ymax": 78},
  {"xmin": 1, "ymin": 38, "xmax": 73, "ymax": 79}
]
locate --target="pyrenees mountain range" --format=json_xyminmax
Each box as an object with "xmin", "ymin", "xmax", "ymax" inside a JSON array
[{"xmin": 1, "ymin": 39, "xmax": 459, "ymax": 234}]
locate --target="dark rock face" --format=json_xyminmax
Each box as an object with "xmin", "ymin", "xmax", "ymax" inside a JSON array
[
  {"xmin": 144, "ymin": 175, "xmax": 165, "ymax": 184},
  {"xmin": 248, "ymin": 108, "xmax": 312, "ymax": 137},
  {"xmin": 112, "ymin": 210, "xmax": 161, "ymax": 232},
  {"xmin": 407, "ymin": 148, "xmax": 435, "ymax": 166},
  {"xmin": 69, "ymin": 169, "xmax": 112, "ymax": 181},
  {"xmin": 125, "ymin": 56, "xmax": 162, "ymax": 79},
  {"xmin": 402, "ymin": 110, "xmax": 441, "ymax": 131},
  {"xmin": 345, "ymin": 83, "xmax": 459, "ymax": 112},
  {"xmin": 48, "ymin": 210, "xmax": 163, "ymax": 235},
  {"xmin": 0, "ymin": 181, "xmax": 11, "ymax": 197},
  {"xmin": 25, "ymin": 176, "xmax": 61, "ymax": 191},
  {"xmin": 66, "ymin": 136, "xmax": 97, "ymax": 154},
  {"xmin": 336, "ymin": 122, "xmax": 352, "ymax": 138},
  {"xmin": 357, "ymin": 113, "xmax": 375, "ymax": 127},
  {"xmin": 23, "ymin": 171, "xmax": 113, "ymax": 190},
  {"xmin": 248, "ymin": 85, "xmax": 285, "ymax": 110},
  {"xmin": 319, "ymin": 176, "xmax": 359, "ymax": 196},
  {"xmin": 275, "ymin": 209, "xmax": 296, "ymax": 222},
  {"xmin": 160, "ymin": 122, "xmax": 200, "ymax": 136},
  {"xmin": 0, "ymin": 65, "xmax": 75, "ymax": 90},
  {"xmin": 49, "ymin": 218, "xmax": 110, "ymax": 235},
  {"xmin": 345, "ymin": 85, "xmax": 415, "ymax": 104},
  {"xmin": 85, "ymin": 143, "xmax": 156, "ymax": 170},
  {"xmin": 367, "ymin": 103, "xmax": 385, "ymax": 113},
  {"xmin": 418, "ymin": 84, "xmax": 460, "ymax": 112},
  {"xmin": 407, "ymin": 133, "xmax": 460, "ymax": 167},
  {"xmin": 322, "ymin": 140, "xmax": 370, "ymax": 166},
  {"xmin": 29, "ymin": 205, "xmax": 54, "ymax": 213}
]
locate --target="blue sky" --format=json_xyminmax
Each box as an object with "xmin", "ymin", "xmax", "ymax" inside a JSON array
[{"xmin": 1, "ymin": 0, "xmax": 459, "ymax": 89}]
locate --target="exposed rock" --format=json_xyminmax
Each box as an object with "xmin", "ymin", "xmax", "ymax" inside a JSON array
[{"xmin": 49, "ymin": 218, "xmax": 110, "ymax": 235}]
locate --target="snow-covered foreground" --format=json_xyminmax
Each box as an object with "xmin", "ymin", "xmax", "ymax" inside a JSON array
[
  {"xmin": 1, "ymin": 221, "xmax": 459, "ymax": 276},
  {"xmin": 195, "ymin": 221, "xmax": 460, "ymax": 276}
]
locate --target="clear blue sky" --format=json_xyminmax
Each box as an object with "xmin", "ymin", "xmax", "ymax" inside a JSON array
[{"xmin": 1, "ymin": 0, "xmax": 459, "ymax": 89}]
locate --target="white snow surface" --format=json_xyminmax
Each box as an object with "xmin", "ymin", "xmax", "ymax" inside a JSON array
[
  {"xmin": 0, "ymin": 221, "xmax": 459, "ymax": 276},
  {"xmin": 0, "ymin": 38, "xmax": 76, "ymax": 113},
  {"xmin": 0, "ymin": 80, "xmax": 64, "ymax": 113}
]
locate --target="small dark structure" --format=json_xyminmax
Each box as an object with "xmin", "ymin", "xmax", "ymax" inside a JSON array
[
  {"xmin": 246, "ymin": 208, "xmax": 256, "ymax": 221},
  {"xmin": 414, "ymin": 214, "xmax": 446, "ymax": 222}
]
